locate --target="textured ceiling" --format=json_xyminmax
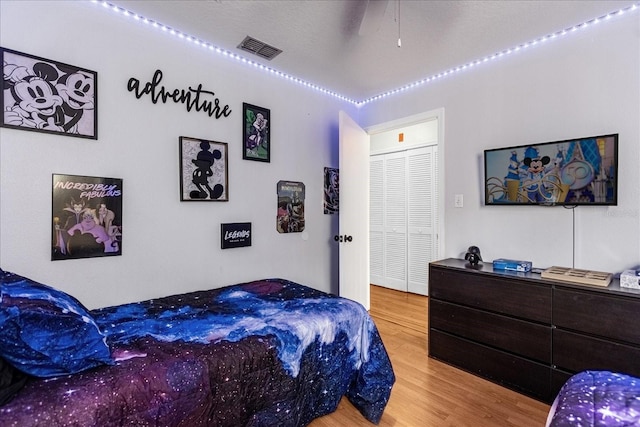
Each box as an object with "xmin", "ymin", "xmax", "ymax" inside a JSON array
[{"xmin": 110, "ymin": 0, "xmax": 637, "ymax": 101}]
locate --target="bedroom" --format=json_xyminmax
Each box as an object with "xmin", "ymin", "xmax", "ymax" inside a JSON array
[{"xmin": 1, "ymin": 0, "xmax": 639, "ymax": 425}]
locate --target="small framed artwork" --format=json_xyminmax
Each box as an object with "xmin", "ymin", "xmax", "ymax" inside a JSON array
[
  {"xmin": 323, "ymin": 167, "xmax": 339, "ymax": 214},
  {"xmin": 277, "ymin": 180, "xmax": 305, "ymax": 233},
  {"xmin": 52, "ymin": 174, "xmax": 122, "ymax": 260},
  {"xmin": 1, "ymin": 47, "xmax": 98, "ymax": 139},
  {"xmin": 221, "ymin": 222, "xmax": 252, "ymax": 249},
  {"xmin": 243, "ymin": 102, "xmax": 270, "ymax": 162},
  {"xmin": 180, "ymin": 136, "xmax": 229, "ymax": 201}
]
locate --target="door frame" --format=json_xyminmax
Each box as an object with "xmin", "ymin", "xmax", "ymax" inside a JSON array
[{"xmin": 365, "ymin": 108, "xmax": 445, "ymax": 277}]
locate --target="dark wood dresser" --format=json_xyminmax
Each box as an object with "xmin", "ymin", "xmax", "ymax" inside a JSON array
[{"xmin": 428, "ymin": 258, "xmax": 640, "ymax": 403}]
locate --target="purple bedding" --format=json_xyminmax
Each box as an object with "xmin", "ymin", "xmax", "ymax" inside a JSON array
[
  {"xmin": 0, "ymin": 278, "xmax": 394, "ymax": 426},
  {"xmin": 547, "ymin": 371, "xmax": 640, "ymax": 427}
]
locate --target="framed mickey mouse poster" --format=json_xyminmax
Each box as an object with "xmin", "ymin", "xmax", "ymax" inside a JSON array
[
  {"xmin": 1, "ymin": 47, "xmax": 98, "ymax": 139},
  {"xmin": 179, "ymin": 136, "xmax": 229, "ymax": 201}
]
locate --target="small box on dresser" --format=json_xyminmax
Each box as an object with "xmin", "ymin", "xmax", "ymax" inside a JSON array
[
  {"xmin": 620, "ymin": 270, "xmax": 640, "ymax": 289},
  {"xmin": 492, "ymin": 258, "xmax": 532, "ymax": 272}
]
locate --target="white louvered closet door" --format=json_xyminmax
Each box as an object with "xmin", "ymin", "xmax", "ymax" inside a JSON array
[
  {"xmin": 369, "ymin": 145, "xmax": 438, "ymax": 295},
  {"xmin": 407, "ymin": 146, "xmax": 437, "ymax": 295},
  {"xmin": 383, "ymin": 152, "xmax": 408, "ymax": 291},
  {"xmin": 368, "ymin": 151, "xmax": 407, "ymax": 292},
  {"xmin": 369, "ymin": 156, "xmax": 385, "ymax": 287}
]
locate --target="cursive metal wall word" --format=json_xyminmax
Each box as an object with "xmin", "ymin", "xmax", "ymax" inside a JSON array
[{"xmin": 127, "ymin": 69, "xmax": 232, "ymax": 119}]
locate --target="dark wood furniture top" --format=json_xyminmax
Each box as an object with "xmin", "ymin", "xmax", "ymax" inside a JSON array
[{"xmin": 428, "ymin": 258, "xmax": 640, "ymax": 403}]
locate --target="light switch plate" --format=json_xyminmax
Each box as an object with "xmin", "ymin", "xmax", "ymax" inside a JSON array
[{"xmin": 454, "ymin": 194, "xmax": 464, "ymax": 208}]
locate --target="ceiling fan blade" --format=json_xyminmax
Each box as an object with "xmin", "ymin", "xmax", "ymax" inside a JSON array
[{"xmin": 358, "ymin": 0, "xmax": 390, "ymax": 36}]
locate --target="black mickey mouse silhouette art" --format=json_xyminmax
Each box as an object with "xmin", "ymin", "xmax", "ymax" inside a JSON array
[{"xmin": 190, "ymin": 141, "xmax": 224, "ymax": 200}]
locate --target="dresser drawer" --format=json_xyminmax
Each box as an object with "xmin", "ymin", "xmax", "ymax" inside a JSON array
[
  {"xmin": 430, "ymin": 299, "xmax": 551, "ymax": 363},
  {"xmin": 429, "ymin": 266, "xmax": 552, "ymax": 323},
  {"xmin": 429, "ymin": 329, "xmax": 552, "ymax": 402},
  {"xmin": 553, "ymin": 329, "xmax": 640, "ymax": 377},
  {"xmin": 554, "ymin": 288, "xmax": 640, "ymax": 346}
]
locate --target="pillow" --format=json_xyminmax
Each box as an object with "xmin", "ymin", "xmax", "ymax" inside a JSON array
[{"xmin": 0, "ymin": 268, "xmax": 113, "ymax": 377}]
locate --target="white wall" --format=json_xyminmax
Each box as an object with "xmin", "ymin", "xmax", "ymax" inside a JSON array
[
  {"xmin": 369, "ymin": 118, "xmax": 438, "ymax": 153},
  {"xmin": 362, "ymin": 12, "xmax": 640, "ymax": 273},
  {"xmin": 2, "ymin": 3, "xmax": 638, "ymax": 310},
  {"xmin": 0, "ymin": 1, "xmax": 357, "ymax": 308}
]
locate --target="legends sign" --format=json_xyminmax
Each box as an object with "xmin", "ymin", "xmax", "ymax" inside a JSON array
[{"xmin": 221, "ymin": 222, "xmax": 252, "ymax": 249}]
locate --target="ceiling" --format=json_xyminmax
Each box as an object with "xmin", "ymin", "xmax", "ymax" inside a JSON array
[{"xmin": 110, "ymin": 0, "xmax": 637, "ymax": 102}]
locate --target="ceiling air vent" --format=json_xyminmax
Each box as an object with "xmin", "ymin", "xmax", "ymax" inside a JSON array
[{"xmin": 237, "ymin": 36, "xmax": 282, "ymax": 61}]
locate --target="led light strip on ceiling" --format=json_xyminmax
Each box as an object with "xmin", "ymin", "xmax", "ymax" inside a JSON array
[{"xmin": 93, "ymin": 0, "xmax": 639, "ymax": 107}]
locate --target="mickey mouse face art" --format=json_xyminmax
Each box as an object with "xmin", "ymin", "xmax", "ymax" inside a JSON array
[
  {"xmin": 1, "ymin": 47, "xmax": 98, "ymax": 139},
  {"xmin": 56, "ymin": 70, "xmax": 95, "ymax": 133},
  {"xmin": 8, "ymin": 62, "xmax": 65, "ymax": 131}
]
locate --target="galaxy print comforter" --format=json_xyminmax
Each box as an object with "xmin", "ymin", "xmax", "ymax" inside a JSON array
[
  {"xmin": 547, "ymin": 371, "xmax": 640, "ymax": 427},
  {"xmin": 0, "ymin": 278, "xmax": 394, "ymax": 426}
]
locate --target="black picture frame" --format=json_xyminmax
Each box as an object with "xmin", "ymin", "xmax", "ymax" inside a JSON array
[
  {"xmin": 180, "ymin": 136, "xmax": 229, "ymax": 201},
  {"xmin": 242, "ymin": 103, "xmax": 270, "ymax": 162},
  {"xmin": 221, "ymin": 222, "xmax": 252, "ymax": 249},
  {"xmin": 1, "ymin": 47, "xmax": 98, "ymax": 140},
  {"xmin": 52, "ymin": 174, "xmax": 122, "ymax": 260}
]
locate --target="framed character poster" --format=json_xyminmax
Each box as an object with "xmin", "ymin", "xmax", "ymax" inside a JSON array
[
  {"xmin": 243, "ymin": 103, "xmax": 270, "ymax": 162},
  {"xmin": 323, "ymin": 167, "xmax": 339, "ymax": 214},
  {"xmin": 277, "ymin": 181, "xmax": 305, "ymax": 233},
  {"xmin": 52, "ymin": 174, "xmax": 122, "ymax": 260},
  {"xmin": 1, "ymin": 47, "xmax": 98, "ymax": 139},
  {"xmin": 180, "ymin": 136, "xmax": 229, "ymax": 201}
]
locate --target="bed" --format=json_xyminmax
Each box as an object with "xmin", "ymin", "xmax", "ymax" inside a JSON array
[
  {"xmin": 0, "ymin": 269, "xmax": 395, "ymax": 426},
  {"xmin": 546, "ymin": 371, "xmax": 640, "ymax": 427}
]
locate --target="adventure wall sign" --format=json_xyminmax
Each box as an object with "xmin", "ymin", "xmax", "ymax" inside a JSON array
[{"xmin": 127, "ymin": 69, "xmax": 232, "ymax": 119}]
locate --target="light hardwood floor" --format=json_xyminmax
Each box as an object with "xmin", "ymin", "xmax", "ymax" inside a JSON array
[{"xmin": 309, "ymin": 285, "xmax": 551, "ymax": 426}]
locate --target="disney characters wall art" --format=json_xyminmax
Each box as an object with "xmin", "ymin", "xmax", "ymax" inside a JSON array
[
  {"xmin": 243, "ymin": 103, "xmax": 270, "ymax": 162},
  {"xmin": 52, "ymin": 174, "xmax": 122, "ymax": 260},
  {"xmin": 2, "ymin": 47, "xmax": 97, "ymax": 139},
  {"xmin": 179, "ymin": 136, "xmax": 229, "ymax": 201}
]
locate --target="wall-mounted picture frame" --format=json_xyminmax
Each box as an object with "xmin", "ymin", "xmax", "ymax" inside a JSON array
[
  {"xmin": 277, "ymin": 180, "xmax": 305, "ymax": 233},
  {"xmin": 180, "ymin": 136, "xmax": 229, "ymax": 201},
  {"xmin": 243, "ymin": 102, "xmax": 270, "ymax": 162},
  {"xmin": 324, "ymin": 167, "xmax": 339, "ymax": 214},
  {"xmin": 221, "ymin": 222, "xmax": 252, "ymax": 249},
  {"xmin": 52, "ymin": 174, "xmax": 122, "ymax": 260},
  {"xmin": 1, "ymin": 47, "xmax": 98, "ymax": 140}
]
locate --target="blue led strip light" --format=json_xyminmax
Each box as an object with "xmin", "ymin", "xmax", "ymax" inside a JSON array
[{"xmin": 94, "ymin": 0, "xmax": 639, "ymax": 107}]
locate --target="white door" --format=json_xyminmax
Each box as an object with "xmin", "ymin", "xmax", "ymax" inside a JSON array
[
  {"xmin": 369, "ymin": 146, "xmax": 438, "ymax": 296},
  {"xmin": 369, "ymin": 156, "xmax": 384, "ymax": 287},
  {"xmin": 338, "ymin": 111, "xmax": 370, "ymax": 309},
  {"xmin": 407, "ymin": 146, "xmax": 438, "ymax": 295},
  {"xmin": 370, "ymin": 152, "xmax": 407, "ymax": 292}
]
